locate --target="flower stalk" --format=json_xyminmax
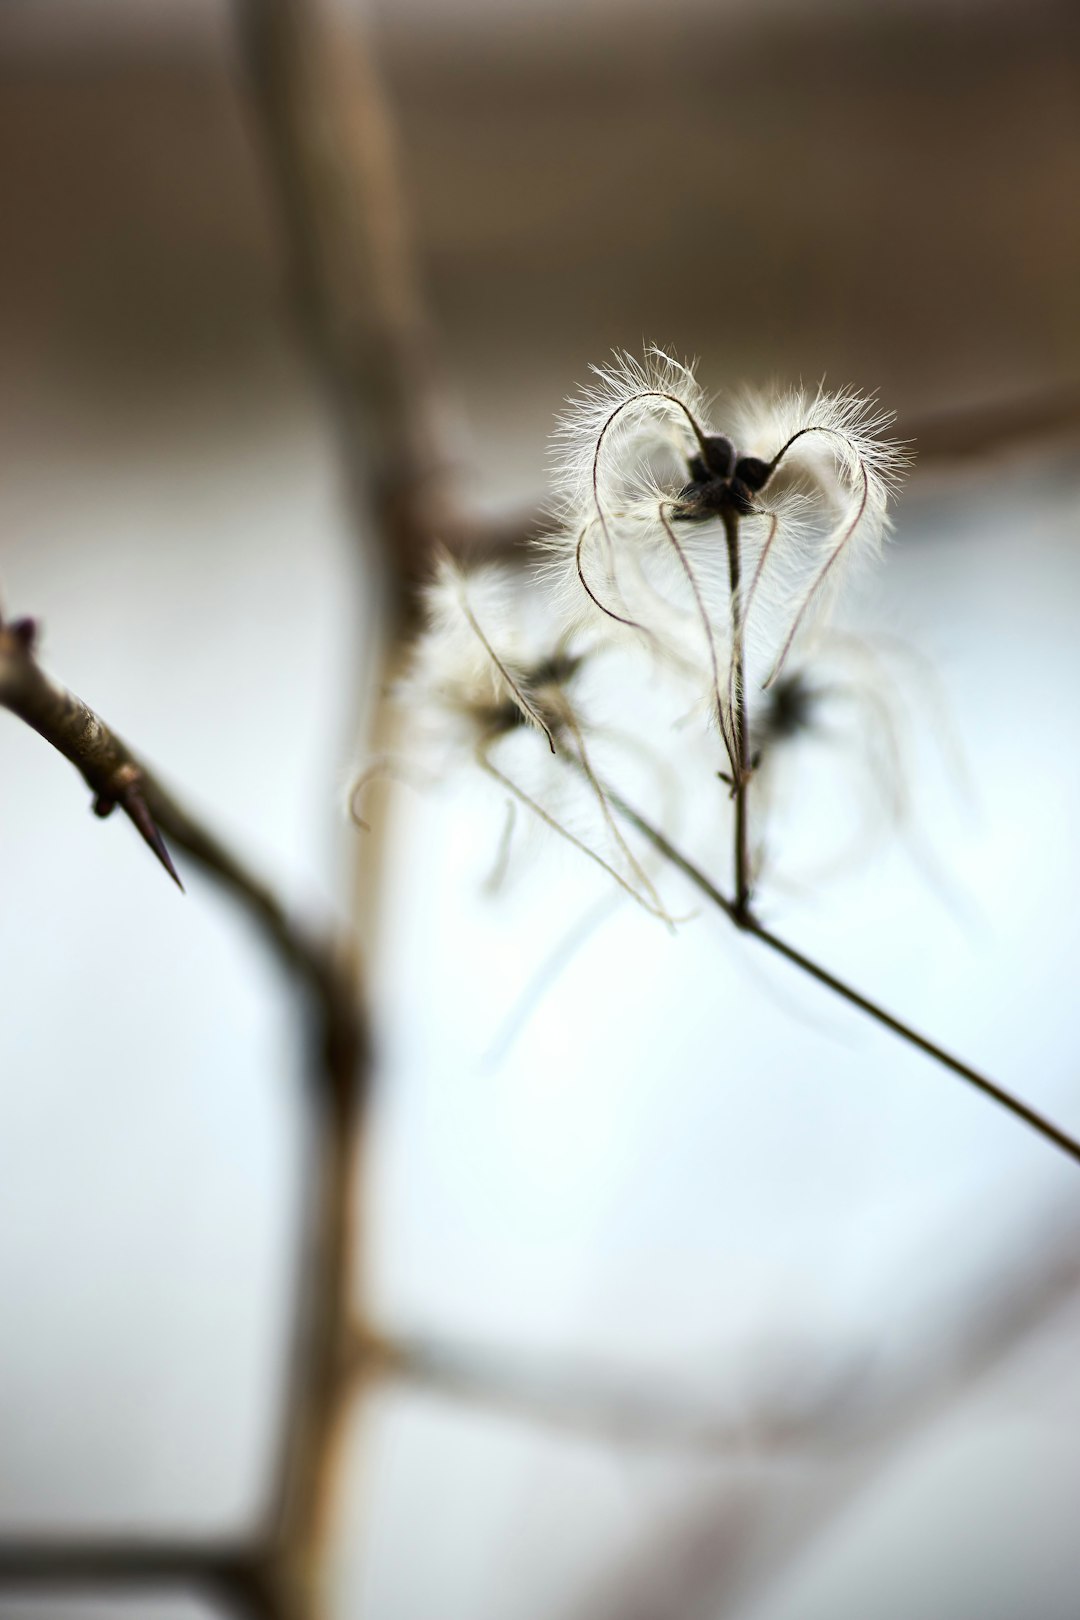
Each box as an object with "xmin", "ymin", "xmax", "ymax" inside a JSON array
[
  {"xmin": 606, "ymin": 785, "xmax": 1080, "ymax": 1168},
  {"xmin": 722, "ymin": 505, "xmax": 753, "ymax": 916}
]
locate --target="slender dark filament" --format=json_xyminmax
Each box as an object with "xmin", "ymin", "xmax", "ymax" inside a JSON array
[
  {"xmin": 477, "ymin": 747, "xmax": 674, "ymax": 924},
  {"xmin": 556, "ymin": 698, "xmax": 669, "ymax": 920},
  {"xmin": 575, "ymin": 523, "xmax": 657, "ymax": 640},
  {"xmin": 452, "ymin": 573, "xmax": 557, "ymax": 752},
  {"xmin": 590, "ymin": 389, "xmax": 711, "ymax": 560},
  {"xmin": 764, "ymin": 425, "xmax": 873, "ymax": 688},
  {"xmin": 655, "ymin": 499, "xmax": 739, "ymax": 779}
]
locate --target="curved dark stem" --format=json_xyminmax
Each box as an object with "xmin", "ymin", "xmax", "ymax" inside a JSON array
[
  {"xmin": 591, "ymin": 390, "xmax": 710, "ymax": 556},
  {"xmin": 605, "ymin": 789, "xmax": 1080, "ymax": 1167},
  {"xmin": 764, "ymin": 461, "xmax": 871, "ymax": 690},
  {"xmin": 557, "ymin": 700, "xmax": 668, "ymax": 919},
  {"xmin": 450, "ymin": 564, "xmax": 557, "ymax": 751},
  {"xmin": 575, "ymin": 523, "xmax": 657, "ymax": 640},
  {"xmin": 766, "ymin": 422, "xmax": 861, "ymax": 478},
  {"xmin": 656, "ymin": 499, "xmax": 739, "ymax": 780},
  {"xmin": 746, "ymin": 919, "xmax": 1080, "ymax": 1164}
]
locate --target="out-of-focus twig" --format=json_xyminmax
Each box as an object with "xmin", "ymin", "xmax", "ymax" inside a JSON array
[
  {"xmin": 353, "ymin": 1327, "xmax": 859, "ymax": 1454},
  {"xmin": 902, "ymin": 381, "xmax": 1080, "ymax": 466},
  {"xmin": 703, "ymin": 1231, "xmax": 1080, "ymax": 1620},
  {"xmin": 237, "ymin": 0, "xmax": 449, "ymax": 613},
  {"xmin": 234, "ymin": 1, "xmax": 450, "ymax": 1610},
  {"xmin": 430, "ymin": 382, "xmax": 1080, "ymax": 580},
  {"xmin": 0, "ymin": 1539, "xmax": 282, "ymax": 1617},
  {"xmin": 353, "ymin": 1216, "xmax": 1080, "ymax": 1461},
  {"xmin": 0, "ymin": 608, "xmax": 367, "ymax": 1620}
]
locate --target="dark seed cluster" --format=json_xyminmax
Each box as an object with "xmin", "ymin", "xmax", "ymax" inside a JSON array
[{"xmin": 677, "ymin": 433, "xmax": 774, "ymax": 520}]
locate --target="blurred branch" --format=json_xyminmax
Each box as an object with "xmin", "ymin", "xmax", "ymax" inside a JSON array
[
  {"xmin": 0, "ymin": 607, "xmax": 367, "ymax": 1620},
  {"xmin": 430, "ymin": 382, "xmax": 1080, "ymax": 578},
  {"xmin": 354, "ymin": 1327, "xmax": 857, "ymax": 1453},
  {"xmin": 347, "ymin": 1243, "xmax": 1080, "ymax": 1620},
  {"xmin": 235, "ymin": 12, "xmax": 581, "ymax": 1588},
  {"xmin": 0, "ymin": 1540, "xmax": 283, "ymax": 1616},
  {"xmin": 268, "ymin": 1078, "xmax": 361, "ymax": 1620},
  {"xmin": 705, "ymin": 1236, "xmax": 1080, "ymax": 1619},
  {"xmin": 233, "ymin": 1, "xmax": 443, "ymax": 1610},
  {"xmin": 0, "ymin": 612, "xmax": 364, "ymax": 1084},
  {"xmin": 237, "ymin": 0, "xmax": 445, "ymax": 610},
  {"xmin": 5, "ymin": 1230, "xmax": 1077, "ymax": 1612},
  {"xmin": 902, "ymin": 381, "xmax": 1080, "ymax": 466},
  {"xmin": 354, "ymin": 1218, "xmax": 1080, "ymax": 1459}
]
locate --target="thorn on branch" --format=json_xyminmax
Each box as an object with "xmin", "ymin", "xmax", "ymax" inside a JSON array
[
  {"xmin": 0, "ymin": 615, "xmax": 187, "ymax": 892},
  {"xmin": 118, "ymin": 782, "xmax": 185, "ymax": 891},
  {"xmin": 91, "ymin": 765, "xmax": 184, "ymax": 889}
]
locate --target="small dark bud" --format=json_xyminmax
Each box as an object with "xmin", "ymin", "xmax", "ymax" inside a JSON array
[
  {"xmin": 700, "ymin": 434, "xmax": 736, "ymax": 478},
  {"xmin": 735, "ymin": 456, "xmax": 772, "ymax": 493},
  {"xmin": 686, "ymin": 455, "xmax": 708, "ymax": 483}
]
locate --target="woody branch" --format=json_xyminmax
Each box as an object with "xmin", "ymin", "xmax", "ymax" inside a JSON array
[{"xmin": 0, "ymin": 610, "xmax": 365, "ymax": 1088}]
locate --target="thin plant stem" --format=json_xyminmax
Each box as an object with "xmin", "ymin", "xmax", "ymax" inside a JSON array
[
  {"xmin": 575, "ymin": 521, "xmax": 658, "ymax": 640},
  {"xmin": 723, "ymin": 508, "xmax": 752, "ymax": 914},
  {"xmin": 656, "ymin": 499, "xmax": 740, "ymax": 781},
  {"xmin": 606, "ymin": 788, "xmax": 1080, "ymax": 1167}
]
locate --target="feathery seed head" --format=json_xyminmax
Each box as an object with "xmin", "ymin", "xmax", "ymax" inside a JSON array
[
  {"xmin": 544, "ymin": 350, "xmax": 910, "ymax": 714},
  {"xmin": 403, "ymin": 555, "xmax": 587, "ymax": 755}
]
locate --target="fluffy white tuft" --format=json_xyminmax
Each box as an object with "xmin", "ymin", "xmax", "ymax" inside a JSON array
[
  {"xmin": 404, "ymin": 554, "xmax": 565, "ymax": 750},
  {"xmin": 543, "ymin": 351, "xmax": 911, "ymax": 728},
  {"xmin": 374, "ymin": 553, "xmax": 676, "ymax": 922},
  {"xmin": 548, "ymin": 346, "xmax": 710, "ymax": 524}
]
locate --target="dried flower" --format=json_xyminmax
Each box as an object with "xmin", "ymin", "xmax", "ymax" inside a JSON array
[
  {"xmin": 543, "ymin": 348, "xmax": 909, "ymax": 776},
  {"xmin": 356, "ymin": 554, "xmax": 674, "ymax": 921},
  {"xmin": 356, "ymin": 354, "xmax": 909, "ymax": 927}
]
